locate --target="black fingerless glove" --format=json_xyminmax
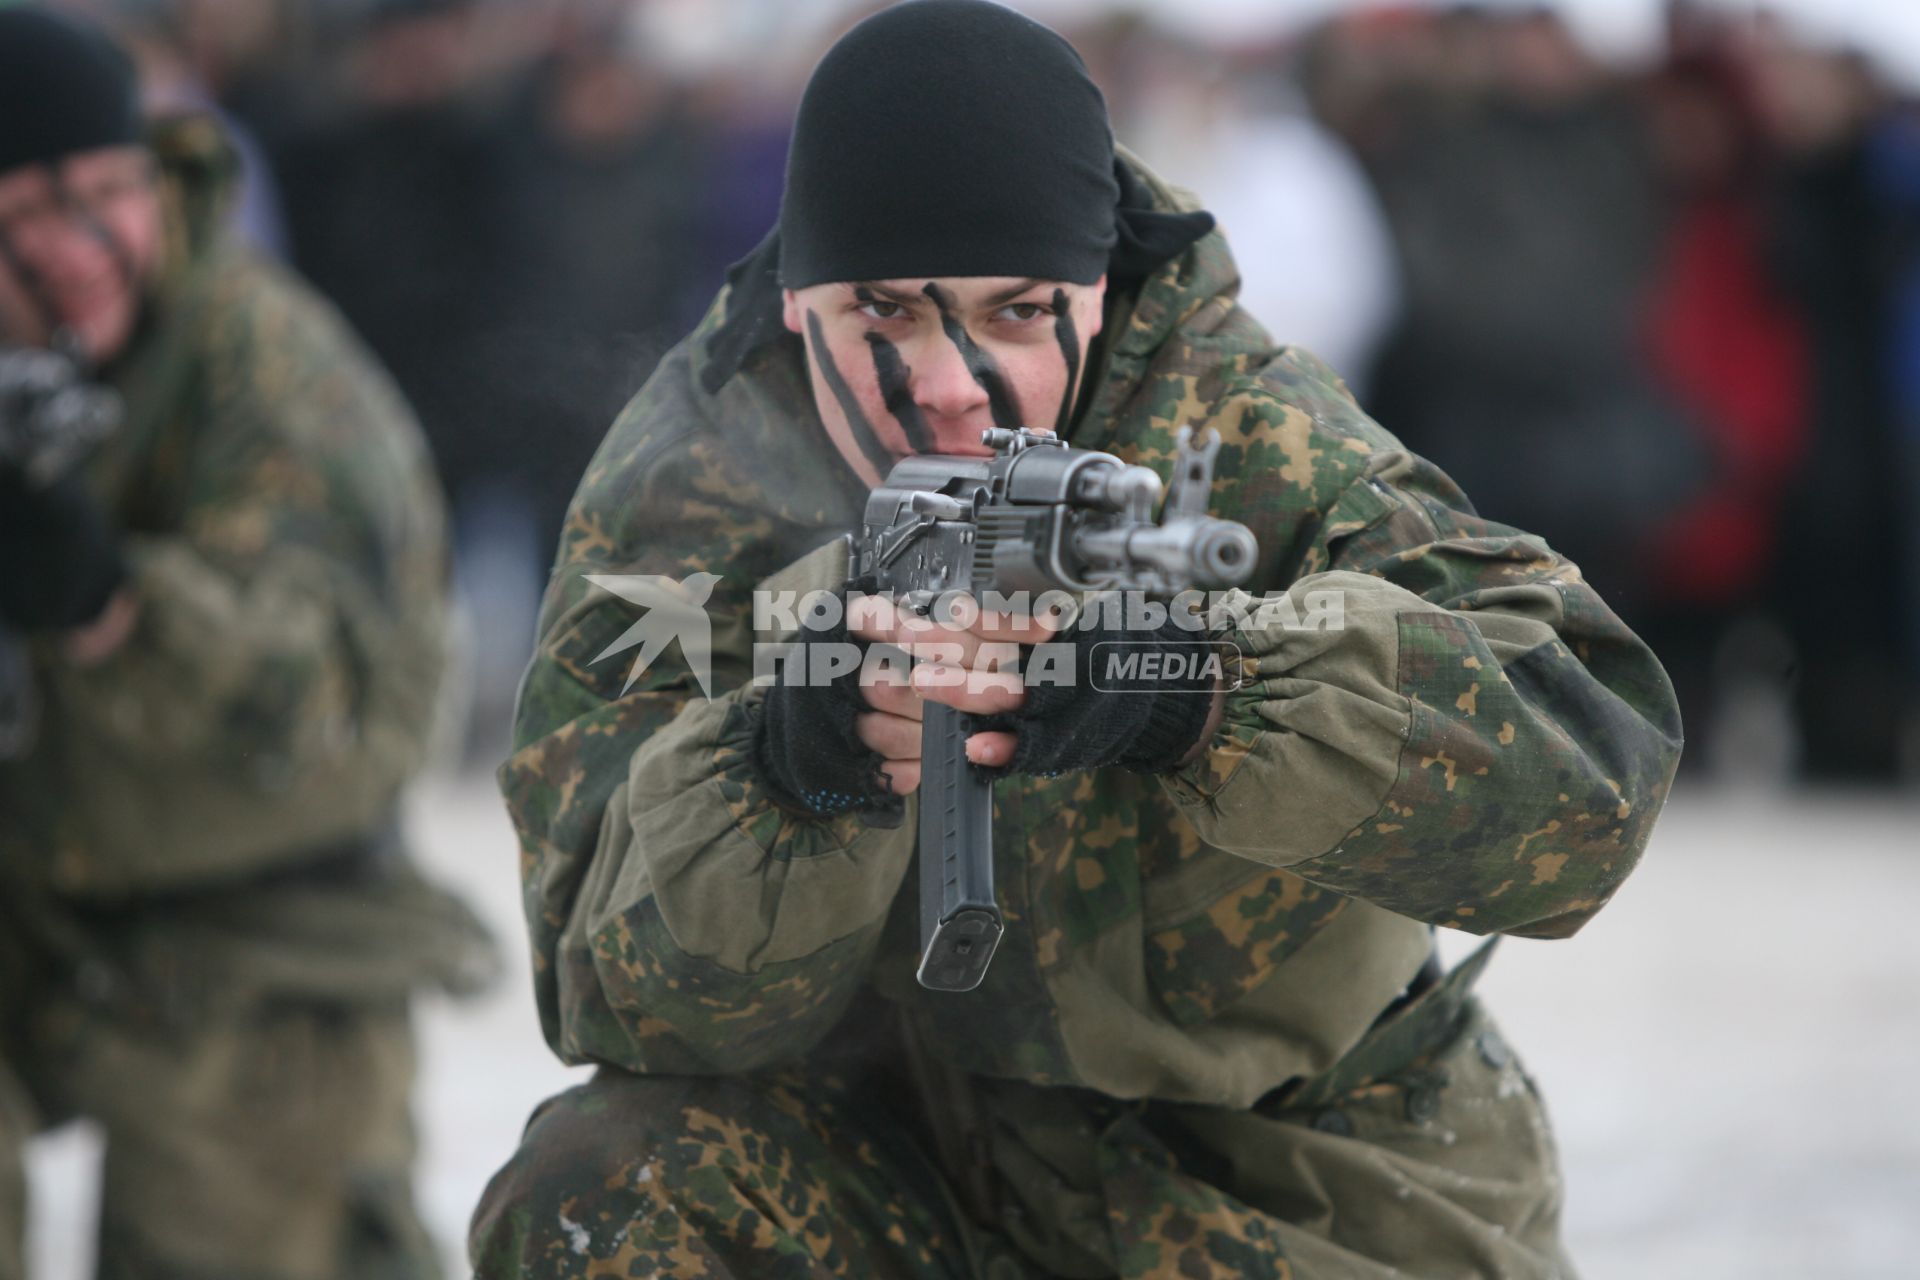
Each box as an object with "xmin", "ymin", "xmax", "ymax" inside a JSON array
[
  {"xmin": 750, "ymin": 606, "xmax": 905, "ymax": 824},
  {"xmin": 0, "ymin": 466, "xmax": 127, "ymax": 632},
  {"xmin": 980, "ymin": 614, "xmax": 1219, "ymax": 780}
]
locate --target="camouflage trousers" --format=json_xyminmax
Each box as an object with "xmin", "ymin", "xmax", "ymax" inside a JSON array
[
  {"xmin": 0, "ymin": 923, "xmax": 441, "ymax": 1280},
  {"xmin": 471, "ymin": 997, "xmax": 1578, "ymax": 1279}
]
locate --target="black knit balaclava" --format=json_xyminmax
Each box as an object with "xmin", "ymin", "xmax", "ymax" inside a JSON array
[
  {"xmin": 0, "ymin": 6, "xmax": 143, "ymax": 178},
  {"xmin": 780, "ymin": 0, "xmax": 1118, "ymax": 289}
]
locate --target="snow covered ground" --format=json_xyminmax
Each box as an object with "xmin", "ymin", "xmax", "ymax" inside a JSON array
[{"xmin": 26, "ymin": 775, "xmax": 1920, "ymax": 1279}]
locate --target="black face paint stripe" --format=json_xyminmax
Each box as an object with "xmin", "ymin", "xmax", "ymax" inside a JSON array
[
  {"xmin": 863, "ymin": 332, "xmax": 937, "ymax": 455},
  {"xmin": 0, "ymin": 214, "xmax": 75, "ymax": 353},
  {"xmin": 920, "ymin": 281, "xmax": 1022, "ymax": 431},
  {"xmin": 0, "ymin": 228, "xmax": 57, "ymax": 339},
  {"xmin": 850, "ymin": 286, "xmax": 935, "ymax": 451},
  {"xmin": 72, "ymin": 209, "xmax": 137, "ymax": 295},
  {"xmin": 806, "ymin": 308, "xmax": 897, "ymax": 482},
  {"xmin": 852, "ymin": 287, "xmax": 933, "ymax": 452},
  {"xmin": 1051, "ymin": 288, "xmax": 1080, "ymax": 437}
]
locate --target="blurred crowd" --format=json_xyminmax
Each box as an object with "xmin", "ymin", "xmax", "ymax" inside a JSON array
[
  {"xmin": 69, "ymin": 0, "xmax": 1920, "ymax": 784},
  {"xmin": 1288, "ymin": 3, "xmax": 1920, "ymax": 786}
]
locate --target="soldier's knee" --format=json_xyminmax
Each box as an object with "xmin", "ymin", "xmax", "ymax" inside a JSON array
[{"xmin": 470, "ymin": 1070, "xmax": 817, "ymax": 1280}]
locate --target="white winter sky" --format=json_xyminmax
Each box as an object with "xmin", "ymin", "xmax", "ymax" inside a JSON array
[
  {"xmin": 709, "ymin": 0, "xmax": 1920, "ymax": 89},
  {"xmin": 1049, "ymin": 0, "xmax": 1920, "ymax": 79}
]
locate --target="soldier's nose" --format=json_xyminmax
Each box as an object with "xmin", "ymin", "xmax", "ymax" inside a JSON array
[{"xmin": 912, "ymin": 340, "xmax": 991, "ymax": 421}]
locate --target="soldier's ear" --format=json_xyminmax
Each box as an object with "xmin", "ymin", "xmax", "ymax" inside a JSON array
[{"xmin": 782, "ymin": 289, "xmax": 804, "ymax": 336}]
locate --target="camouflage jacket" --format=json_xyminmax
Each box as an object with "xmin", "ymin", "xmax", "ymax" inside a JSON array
[
  {"xmin": 0, "ymin": 116, "xmax": 453, "ymax": 903},
  {"xmin": 502, "ymin": 157, "xmax": 1683, "ymax": 1106}
]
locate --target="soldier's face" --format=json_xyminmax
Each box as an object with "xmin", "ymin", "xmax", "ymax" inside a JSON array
[
  {"xmin": 0, "ymin": 146, "xmax": 163, "ymax": 364},
  {"xmin": 782, "ymin": 274, "xmax": 1106, "ymax": 487}
]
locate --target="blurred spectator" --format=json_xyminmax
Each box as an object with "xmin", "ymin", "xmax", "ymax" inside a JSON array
[
  {"xmin": 234, "ymin": 0, "xmax": 718, "ymax": 760},
  {"xmin": 1631, "ymin": 47, "xmax": 1813, "ymax": 777},
  {"xmin": 687, "ymin": 75, "xmax": 790, "ymax": 287},
  {"xmin": 460, "ymin": 1, "xmax": 713, "ymax": 752},
  {"xmin": 1067, "ymin": 16, "xmax": 1399, "ymax": 391},
  {"xmin": 1747, "ymin": 32, "xmax": 1916, "ymax": 780},
  {"xmin": 1299, "ymin": 6, "xmax": 1487, "ymax": 154},
  {"xmin": 1872, "ymin": 103, "xmax": 1920, "ymax": 764},
  {"xmin": 1193, "ymin": 87, "xmax": 1399, "ymax": 390},
  {"xmin": 484, "ymin": 0, "xmax": 710, "ymax": 490},
  {"xmin": 676, "ymin": 3, "xmax": 835, "ymax": 279},
  {"xmin": 1304, "ymin": 3, "xmax": 1918, "ymax": 783},
  {"xmin": 1353, "ymin": 9, "xmax": 1708, "ymax": 616},
  {"xmin": 254, "ymin": 0, "xmax": 511, "ymax": 519}
]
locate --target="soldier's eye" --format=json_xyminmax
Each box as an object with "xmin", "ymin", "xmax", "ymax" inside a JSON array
[
  {"xmin": 994, "ymin": 301, "xmax": 1053, "ymax": 323},
  {"xmin": 857, "ymin": 299, "xmax": 908, "ymax": 321}
]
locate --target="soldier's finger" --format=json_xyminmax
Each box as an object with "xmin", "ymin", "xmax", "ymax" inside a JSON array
[
  {"xmin": 858, "ymin": 642, "xmax": 916, "ymax": 689},
  {"xmin": 899, "ymin": 631, "xmax": 979, "ymax": 670},
  {"xmin": 899, "ymin": 595, "xmax": 1048, "ymax": 657},
  {"xmin": 878, "ymin": 760, "xmax": 921, "ymax": 795},
  {"xmin": 862, "ymin": 595, "xmax": 1063, "ymax": 655},
  {"xmin": 908, "ymin": 628, "xmax": 1030, "ymax": 674},
  {"xmin": 861, "ymin": 677, "xmax": 925, "ymax": 722},
  {"xmin": 969, "ymin": 601, "xmax": 1069, "ymax": 645},
  {"xmin": 965, "ymin": 731, "xmax": 1018, "ymax": 767},
  {"xmin": 845, "ymin": 594, "xmax": 904, "ymax": 645},
  {"xmin": 855, "ymin": 710, "xmax": 923, "ymax": 760},
  {"xmin": 889, "ymin": 610, "xmax": 982, "ymax": 665},
  {"xmin": 911, "ymin": 662, "xmax": 1027, "ymax": 715}
]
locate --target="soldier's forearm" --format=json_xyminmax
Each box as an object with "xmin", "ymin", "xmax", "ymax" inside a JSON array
[
  {"xmin": 47, "ymin": 535, "xmax": 442, "ymax": 782},
  {"xmin": 1161, "ymin": 565, "xmax": 1679, "ymax": 940}
]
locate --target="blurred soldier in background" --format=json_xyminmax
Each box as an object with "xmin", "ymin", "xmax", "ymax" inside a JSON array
[
  {"xmin": 472, "ymin": 2, "xmax": 1682, "ymax": 1277},
  {"xmin": 0, "ymin": 8, "xmax": 493, "ymax": 1278}
]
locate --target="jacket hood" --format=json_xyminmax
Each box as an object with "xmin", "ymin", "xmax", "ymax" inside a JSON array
[
  {"xmin": 147, "ymin": 112, "xmax": 242, "ymax": 298},
  {"xmin": 1066, "ymin": 146, "xmax": 1273, "ymax": 453}
]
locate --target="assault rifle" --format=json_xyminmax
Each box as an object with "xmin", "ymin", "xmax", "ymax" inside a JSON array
[
  {"xmin": 852, "ymin": 426, "xmax": 1256, "ymax": 992},
  {"xmin": 0, "ymin": 344, "xmax": 123, "ymax": 759}
]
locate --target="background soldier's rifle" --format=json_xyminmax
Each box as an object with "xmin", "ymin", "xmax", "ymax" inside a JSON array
[
  {"xmin": 853, "ymin": 425, "xmax": 1257, "ymax": 992},
  {"xmin": 0, "ymin": 343, "xmax": 123, "ymax": 760}
]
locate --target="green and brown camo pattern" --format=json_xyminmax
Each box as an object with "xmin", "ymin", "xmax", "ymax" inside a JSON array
[
  {"xmin": 471, "ymin": 1068, "xmax": 988, "ymax": 1280},
  {"xmin": 472, "ymin": 1001, "xmax": 1573, "ymax": 1280},
  {"xmin": 472, "ymin": 1067, "xmax": 1293, "ymax": 1280},
  {"xmin": 500, "ymin": 156, "xmax": 1682, "ymax": 1088}
]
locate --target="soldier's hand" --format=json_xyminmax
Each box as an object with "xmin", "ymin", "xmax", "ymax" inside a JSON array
[
  {"xmin": 847, "ymin": 594, "xmax": 1066, "ymax": 794},
  {"xmin": 854, "ymin": 593, "xmax": 1224, "ymax": 784},
  {"xmin": 0, "ymin": 465, "xmax": 126, "ymax": 632},
  {"xmin": 750, "ymin": 589, "xmax": 909, "ymax": 819}
]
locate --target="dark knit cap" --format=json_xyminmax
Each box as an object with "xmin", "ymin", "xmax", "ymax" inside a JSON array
[
  {"xmin": 0, "ymin": 6, "xmax": 143, "ymax": 178},
  {"xmin": 700, "ymin": 0, "xmax": 1216, "ymax": 393},
  {"xmin": 779, "ymin": 0, "xmax": 1120, "ymax": 288}
]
